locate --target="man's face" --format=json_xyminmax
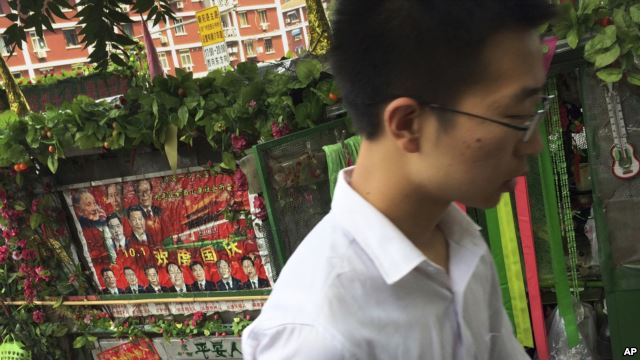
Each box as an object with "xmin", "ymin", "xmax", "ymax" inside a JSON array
[
  {"xmin": 108, "ymin": 218, "xmax": 124, "ymax": 240},
  {"xmin": 398, "ymin": 30, "xmax": 545, "ymax": 209},
  {"xmin": 129, "ymin": 211, "xmax": 145, "ymax": 235},
  {"xmin": 168, "ymin": 264, "xmax": 184, "ymax": 286},
  {"xmin": 145, "ymin": 268, "xmax": 160, "ymax": 286},
  {"xmin": 124, "ymin": 269, "xmax": 138, "ymax": 286},
  {"xmin": 192, "ymin": 264, "xmax": 206, "ymax": 282},
  {"xmin": 77, "ymin": 192, "xmax": 100, "ymax": 220},
  {"xmin": 218, "ymin": 261, "xmax": 230, "ymax": 279},
  {"xmin": 136, "ymin": 181, "xmax": 153, "ymax": 208},
  {"xmin": 242, "ymin": 260, "xmax": 256, "ymax": 278},
  {"xmin": 103, "ymin": 270, "xmax": 117, "ymax": 288},
  {"xmin": 106, "ymin": 184, "xmax": 122, "ymax": 211}
]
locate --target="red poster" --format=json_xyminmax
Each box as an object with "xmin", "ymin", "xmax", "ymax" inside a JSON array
[
  {"xmin": 98, "ymin": 338, "xmax": 161, "ymax": 360},
  {"xmin": 64, "ymin": 171, "xmax": 271, "ymax": 296}
]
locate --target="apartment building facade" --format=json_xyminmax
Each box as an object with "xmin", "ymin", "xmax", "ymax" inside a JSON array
[{"xmin": 0, "ymin": 0, "xmax": 319, "ymax": 80}]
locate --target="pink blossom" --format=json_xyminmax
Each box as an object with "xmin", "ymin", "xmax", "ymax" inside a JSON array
[
  {"xmin": 84, "ymin": 314, "xmax": 92, "ymax": 325},
  {"xmin": 68, "ymin": 274, "xmax": 77, "ymax": 285},
  {"xmin": 12, "ymin": 250, "xmax": 22, "ymax": 261},
  {"xmin": 192, "ymin": 311, "xmax": 204, "ymax": 322},
  {"xmin": 30, "ymin": 199, "xmax": 40, "ymax": 212},
  {"xmin": 253, "ymin": 196, "xmax": 268, "ymax": 221},
  {"xmin": 32, "ymin": 310, "xmax": 46, "ymax": 324},
  {"xmin": 0, "ymin": 245, "xmax": 8, "ymax": 263},
  {"xmin": 190, "ymin": 319, "xmax": 197, "ymax": 327},
  {"xmin": 271, "ymin": 122, "xmax": 291, "ymax": 139},
  {"xmin": 233, "ymin": 169, "xmax": 248, "ymax": 191},
  {"xmin": 19, "ymin": 263, "xmax": 32, "ymax": 275},
  {"xmin": 16, "ymin": 239, "xmax": 26, "ymax": 248},
  {"xmin": 21, "ymin": 249, "xmax": 36, "ymax": 261},
  {"xmin": 231, "ymin": 134, "xmax": 248, "ymax": 153}
]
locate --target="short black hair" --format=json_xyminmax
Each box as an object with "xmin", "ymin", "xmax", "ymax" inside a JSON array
[
  {"xmin": 216, "ymin": 259, "xmax": 229, "ymax": 268},
  {"xmin": 240, "ymin": 256, "xmax": 254, "ymax": 266},
  {"xmin": 144, "ymin": 265, "xmax": 157, "ymax": 274},
  {"xmin": 101, "ymin": 267, "xmax": 114, "ymax": 277},
  {"xmin": 71, "ymin": 189, "xmax": 92, "ymax": 207},
  {"xmin": 330, "ymin": 0, "xmax": 556, "ymax": 138},
  {"xmin": 106, "ymin": 213, "xmax": 121, "ymax": 224},
  {"xmin": 189, "ymin": 261, "xmax": 204, "ymax": 271},
  {"xmin": 123, "ymin": 266, "xmax": 134, "ymax": 273},
  {"xmin": 127, "ymin": 205, "xmax": 144, "ymax": 219},
  {"xmin": 135, "ymin": 179, "xmax": 152, "ymax": 195}
]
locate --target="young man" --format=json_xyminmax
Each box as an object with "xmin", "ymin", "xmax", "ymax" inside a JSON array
[
  {"xmin": 240, "ymin": 256, "xmax": 270, "ymax": 289},
  {"xmin": 243, "ymin": 1, "xmax": 555, "ymax": 359},
  {"xmin": 215, "ymin": 259, "xmax": 242, "ymax": 291},
  {"xmin": 189, "ymin": 261, "xmax": 216, "ymax": 291}
]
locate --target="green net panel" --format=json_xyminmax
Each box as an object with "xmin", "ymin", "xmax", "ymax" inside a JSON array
[
  {"xmin": 254, "ymin": 118, "xmax": 350, "ymax": 273},
  {"xmin": 0, "ymin": 337, "xmax": 31, "ymax": 360}
]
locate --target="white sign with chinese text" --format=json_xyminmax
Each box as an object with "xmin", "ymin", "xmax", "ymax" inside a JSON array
[{"xmin": 203, "ymin": 42, "xmax": 231, "ymax": 71}]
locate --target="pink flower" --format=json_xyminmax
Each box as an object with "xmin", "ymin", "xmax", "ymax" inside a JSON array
[
  {"xmin": 21, "ymin": 249, "xmax": 36, "ymax": 261},
  {"xmin": 16, "ymin": 239, "xmax": 26, "ymax": 248},
  {"xmin": 12, "ymin": 250, "xmax": 22, "ymax": 261},
  {"xmin": 253, "ymin": 196, "xmax": 268, "ymax": 221},
  {"xmin": 19, "ymin": 263, "xmax": 32, "ymax": 275},
  {"xmin": 231, "ymin": 134, "xmax": 248, "ymax": 153},
  {"xmin": 68, "ymin": 274, "xmax": 77, "ymax": 285},
  {"xmin": 84, "ymin": 314, "xmax": 92, "ymax": 325},
  {"xmin": 233, "ymin": 169, "xmax": 248, "ymax": 191},
  {"xmin": 147, "ymin": 316, "xmax": 156, "ymax": 324},
  {"xmin": 0, "ymin": 245, "xmax": 8, "ymax": 263},
  {"xmin": 192, "ymin": 311, "xmax": 204, "ymax": 322},
  {"xmin": 32, "ymin": 310, "xmax": 46, "ymax": 324},
  {"xmin": 247, "ymin": 99, "xmax": 257, "ymax": 110},
  {"xmin": 123, "ymin": 321, "xmax": 129, "ymax": 329},
  {"xmin": 271, "ymin": 122, "xmax": 291, "ymax": 139},
  {"xmin": 30, "ymin": 199, "xmax": 40, "ymax": 212},
  {"xmin": 190, "ymin": 319, "xmax": 197, "ymax": 327}
]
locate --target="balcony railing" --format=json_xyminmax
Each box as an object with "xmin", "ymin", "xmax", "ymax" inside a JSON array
[{"xmin": 206, "ymin": 0, "xmax": 237, "ymax": 12}]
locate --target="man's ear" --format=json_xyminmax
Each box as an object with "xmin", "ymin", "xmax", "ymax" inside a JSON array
[{"xmin": 382, "ymin": 98, "xmax": 424, "ymax": 153}]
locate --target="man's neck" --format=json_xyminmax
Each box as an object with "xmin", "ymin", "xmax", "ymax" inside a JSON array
[
  {"xmin": 249, "ymin": 276, "xmax": 258, "ymax": 282},
  {"xmin": 134, "ymin": 231, "xmax": 145, "ymax": 238},
  {"xmin": 350, "ymin": 142, "xmax": 451, "ymax": 270}
]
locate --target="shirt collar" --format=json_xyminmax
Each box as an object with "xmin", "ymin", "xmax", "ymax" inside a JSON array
[{"xmin": 331, "ymin": 167, "xmax": 484, "ymax": 285}]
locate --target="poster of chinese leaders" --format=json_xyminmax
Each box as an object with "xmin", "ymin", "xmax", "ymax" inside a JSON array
[{"xmin": 63, "ymin": 170, "xmax": 273, "ymax": 296}]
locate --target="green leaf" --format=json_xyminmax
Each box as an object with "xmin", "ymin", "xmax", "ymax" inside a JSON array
[
  {"xmin": 613, "ymin": 7, "xmax": 630, "ymax": 33},
  {"xmin": 577, "ymin": 0, "xmax": 600, "ymax": 16},
  {"xmin": 53, "ymin": 297, "xmax": 64, "ymax": 308},
  {"xmin": 30, "ymin": 213, "xmax": 43, "ymax": 229},
  {"xmin": 584, "ymin": 26, "xmax": 617, "ymax": 60},
  {"xmin": 178, "ymin": 105, "xmax": 189, "ymax": 128},
  {"xmin": 221, "ymin": 152, "xmax": 237, "ymax": 170},
  {"xmin": 627, "ymin": 72, "xmax": 640, "ymax": 86},
  {"xmin": 73, "ymin": 336, "xmax": 87, "ymax": 348},
  {"xmin": 47, "ymin": 154, "xmax": 59, "ymax": 173},
  {"xmin": 295, "ymin": 59, "xmax": 322, "ymax": 86},
  {"xmin": 631, "ymin": 4, "xmax": 640, "ymax": 24},
  {"xmin": 86, "ymin": 335, "xmax": 97, "ymax": 343},
  {"xmin": 567, "ymin": 28, "xmax": 579, "ymax": 49},
  {"xmin": 594, "ymin": 44, "xmax": 620, "ymax": 68},
  {"xmin": 596, "ymin": 67, "xmax": 623, "ymax": 83}
]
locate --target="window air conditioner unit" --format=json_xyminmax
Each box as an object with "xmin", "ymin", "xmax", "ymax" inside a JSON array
[
  {"xmin": 176, "ymin": 1, "xmax": 184, "ymax": 9},
  {"xmin": 161, "ymin": 36, "xmax": 168, "ymax": 44},
  {"xmin": 260, "ymin": 23, "xmax": 268, "ymax": 31},
  {"xmin": 36, "ymin": 51, "xmax": 46, "ymax": 59}
]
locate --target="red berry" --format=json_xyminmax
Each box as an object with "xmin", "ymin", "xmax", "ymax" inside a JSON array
[
  {"xmin": 48, "ymin": 145, "xmax": 56, "ymax": 153},
  {"xmin": 328, "ymin": 92, "xmax": 338, "ymax": 102},
  {"xmin": 14, "ymin": 163, "xmax": 28, "ymax": 172},
  {"xmin": 599, "ymin": 17, "xmax": 612, "ymax": 27}
]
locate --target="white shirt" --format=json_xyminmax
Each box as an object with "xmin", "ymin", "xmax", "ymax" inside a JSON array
[{"xmin": 242, "ymin": 168, "xmax": 527, "ymax": 360}]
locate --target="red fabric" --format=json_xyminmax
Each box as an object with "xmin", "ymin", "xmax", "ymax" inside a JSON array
[{"xmin": 515, "ymin": 177, "xmax": 549, "ymax": 360}]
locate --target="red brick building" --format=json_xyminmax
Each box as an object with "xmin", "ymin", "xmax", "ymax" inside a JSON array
[{"xmin": 0, "ymin": 0, "xmax": 325, "ymax": 80}]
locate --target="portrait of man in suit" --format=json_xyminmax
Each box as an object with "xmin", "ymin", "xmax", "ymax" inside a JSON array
[
  {"xmin": 100, "ymin": 267, "xmax": 124, "ymax": 295},
  {"xmin": 105, "ymin": 183, "xmax": 123, "ymax": 215},
  {"xmin": 127, "ymin": 206, "xmax": 153, "ymax": 245},
  {"xmin": 107, "ymin": 213, "xmax": 127, "ymax": 251},
  {"xmin": 167, "ymin": 262, "xmax": 191, "ymax": 293},
  {"xmin": 241, "ymin": 256, "xmax": 270, "ymax": 290},
  {"xmin": 134, "ymin": 180, "xmax": 162, "ymax": 219},
  {"xmin": 189, "ymin": 261, "xmax": 216, "ymax": 292},
  {"xmin": 215, "ymin": 259, "xmax": 242, "ymax": 291},
  {"xmin": 144, "ymin": 265, "xmax": 168, "ymax": 294},
  {"xmin": 123, "ymin": 267, "xmax": 145, "ymax": 294}
]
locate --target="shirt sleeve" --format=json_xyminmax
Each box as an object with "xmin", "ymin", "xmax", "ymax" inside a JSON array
[
  {"xmin": 486, "ymin": 254, "xmax": 530, "ymax": 360},
  {"xmin": 242, "ymin": 323, "xmax": 347, "ymax": 360}
]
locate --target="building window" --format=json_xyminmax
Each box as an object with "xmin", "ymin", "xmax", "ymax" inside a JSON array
[
  {"xmin": 174, "ymin": 18, "xmax": 186, "ymax": 35},
  {"xmin": 0, "ymin": 36, "xmax": 11, "ymax": 56},
  {"xmin": 30, "ymin": 32, "xmax": 47, "ymax": 51},
  {"xmin": 245, "ymin": 40, "xmax": 255, "ymax": 57},
  {"xmin": 180, "ymin": 50, "xmax": 193, "ymax": 71},
  {"xmin": 286, "ymin": 11, "xmax": 299, "ymax": 24},
  {"xmin": 122, "ymin": 23, "xmax": 134, "ymax": 38},
  {"xmin": 258, "ymin": 10, "xmax": 268, "ymax": 25},
  {"xmin": 63, "ymin": 29, "xmax": 79, "ymax": 47},
  {"xmin": 11, "ymin": 72, "xmax": 21, "ymax": 79},
  {"xmin": 264, "ymin": 38, "xmax": 274, "ymax": 54},
  {"xmin": 159, "ymin": 52, "xmax": 170, "ymax": 71},
  {"xmin": 238, "ymin": 12, "xmax": 249, "ymax": 27},
  {"xmin": 221, "ymin": 14, "xmax": 230, "ymax": 28},
  {"xmin": 292, "ymin": 29, "xmax": 302, "ymax": 41}
]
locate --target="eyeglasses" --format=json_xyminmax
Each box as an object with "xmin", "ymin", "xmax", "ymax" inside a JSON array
[{"xmin": 419, "ymin": 95, "xmax": 555, "ymax": 142}]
